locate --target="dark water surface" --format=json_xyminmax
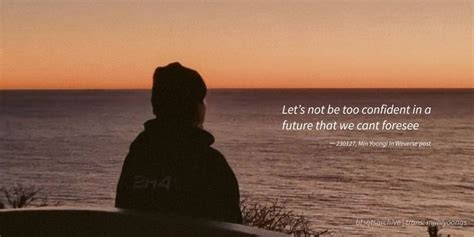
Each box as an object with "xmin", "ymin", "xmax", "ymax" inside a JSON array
[{"xmin": 1, "ymin": 89, "xmax": 473, "ymax": 236}]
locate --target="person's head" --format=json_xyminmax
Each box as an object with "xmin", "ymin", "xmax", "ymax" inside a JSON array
[{"xmin": 151, "ymin": 62, "xmax": 207, "ymax": 127}]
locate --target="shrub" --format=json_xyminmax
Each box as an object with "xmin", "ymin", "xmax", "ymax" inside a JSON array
[
  {"xmin": 427, "ymin": 225, "xmax": 438, "ymax": 237},
  {"xmin": 240, "ymin": 199, "xmax": 328, "ymax": 236},
  {"xmin": 0, "ymin": 184, "xmax": 59, "ymax": 208}
]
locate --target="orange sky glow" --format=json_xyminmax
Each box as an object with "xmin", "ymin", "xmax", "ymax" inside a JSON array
[{"xmin": 1, "ymin": 0, "xmax": 472, "ymax": 89}]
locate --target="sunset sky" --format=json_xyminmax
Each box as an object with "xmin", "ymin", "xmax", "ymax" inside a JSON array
[{"xmin": 1, "ymin": 0, "xmax": 472, "ymax": 89}]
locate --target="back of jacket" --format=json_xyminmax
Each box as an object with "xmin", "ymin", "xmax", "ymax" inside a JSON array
[{"xmin": 115, "ymin": 119, "xmax": 243, "ymax": 224}]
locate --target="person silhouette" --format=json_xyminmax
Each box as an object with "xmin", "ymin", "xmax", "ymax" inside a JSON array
[{"xmin": 115, "ymin": 62, "xmax": 242, "ymax": 224}]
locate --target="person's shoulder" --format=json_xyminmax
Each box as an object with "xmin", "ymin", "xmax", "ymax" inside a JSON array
[
  {"xmin": 130, "ymin": 131, "xmax": 148, "ymax": 148},
  {"xmin": 128, "ymin": 131, "xmax": 151, "ymax": 160},
  {"xmin": 205, "ymin": 147, "xmax": 239, "ymax": 187},
  {"xmin": 206, "ymin": 147, "xmax": 226, "ymax": 162},
  {"xmin": 204, "ymin": 147, "xmax": 234, "ymax": 170}
]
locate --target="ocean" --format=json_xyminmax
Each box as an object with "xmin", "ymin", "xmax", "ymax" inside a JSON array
[{"xmin": 0, "ymin": 89, "xmax": 472, "ymax": 236}]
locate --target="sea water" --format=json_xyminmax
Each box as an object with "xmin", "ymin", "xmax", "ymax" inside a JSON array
[{"xmin": 1, "ymin": 89, "xmax": 473, "ymax": 236}]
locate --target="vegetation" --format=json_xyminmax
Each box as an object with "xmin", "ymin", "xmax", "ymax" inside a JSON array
[
  {"xmin": 240, "ymin": 199, "xmax": 328, "ymax": 237},
  {"xmin": 0, "ymin": 184, "xmax": 58, "ymax": 208},
  {"xmin": 0, "ymin": 185, "xmax": 450, "ymax": 237},
  {"xmin": 427, "ymin": 225, "xmax": 439, "ymax": 237}
]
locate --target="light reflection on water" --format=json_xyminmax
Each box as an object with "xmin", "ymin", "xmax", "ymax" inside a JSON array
[{"xmin": 1, "ymin": 89, "xmax": 473, "ymax": 236}]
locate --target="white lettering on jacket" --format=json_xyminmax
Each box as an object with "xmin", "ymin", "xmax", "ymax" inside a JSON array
[{"xmin": 133, "ymin": 175, "xmax": 172, "ymax": 190}]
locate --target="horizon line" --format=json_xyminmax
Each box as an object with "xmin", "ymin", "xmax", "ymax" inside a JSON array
[{"xmin": 0, "ymin": 87, "xmax": 472, "ymax": 91}]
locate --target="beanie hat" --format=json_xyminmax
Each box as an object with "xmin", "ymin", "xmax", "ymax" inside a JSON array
[{"xmin": 151, "ymin": 62, "xmax": 207, "ymax": 119}]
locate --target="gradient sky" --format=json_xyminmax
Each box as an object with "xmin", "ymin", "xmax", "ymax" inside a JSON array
[{"xmin": 1, "ymin": 0, "xmax": 472, "ymax": 89}]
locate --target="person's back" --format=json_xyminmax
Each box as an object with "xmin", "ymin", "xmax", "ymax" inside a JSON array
[{"xmin": 115, "ymin": 62, "xmax": 242, "ymax": 223}]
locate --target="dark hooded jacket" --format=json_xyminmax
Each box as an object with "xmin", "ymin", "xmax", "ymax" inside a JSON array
[{"xmin": 115, "ymin": 118, "xmax": 242, "ymax": 224}]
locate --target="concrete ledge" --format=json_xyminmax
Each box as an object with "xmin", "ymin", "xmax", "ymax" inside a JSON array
[{"xmin": 0, "ymin": 207, "xmax": 288, "ymax": 237}]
